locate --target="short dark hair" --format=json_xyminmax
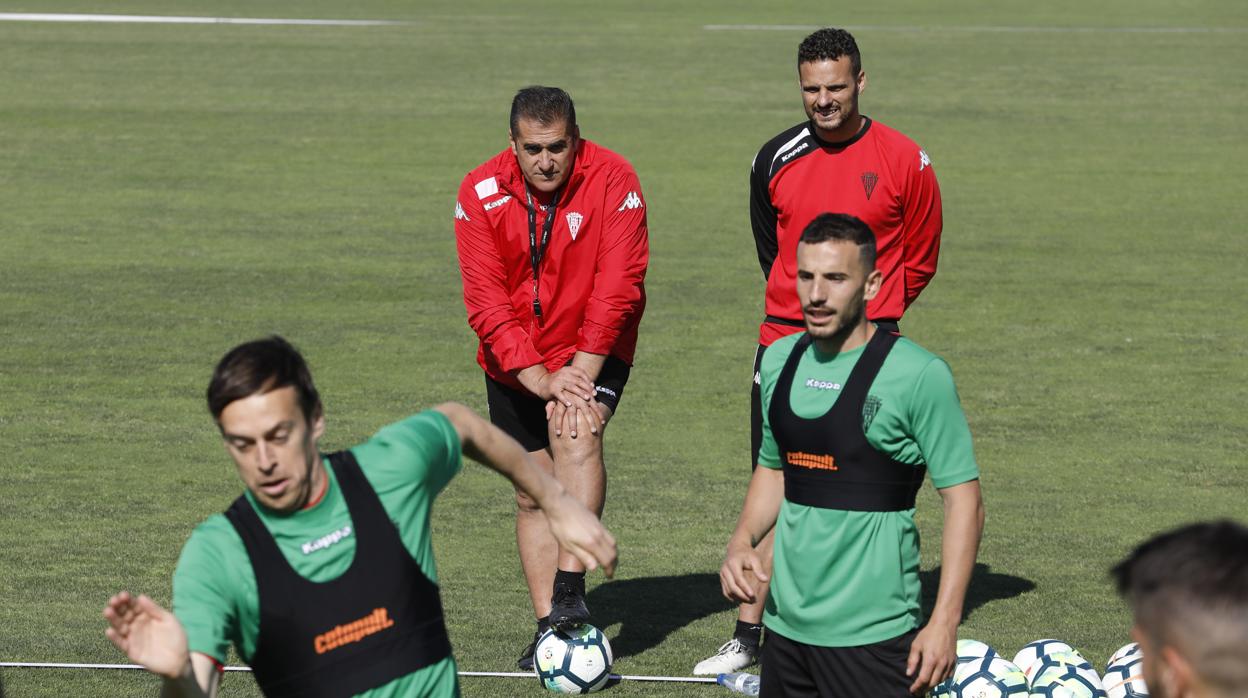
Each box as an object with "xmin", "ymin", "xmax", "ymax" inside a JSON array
[
  {"xmin": 206, "ymin": 336, "xmax": 322, "ymax": 423},
  {"xmin": 509, "ymin": 86, "xmax": 577, "ymax": 136},
  {"xmin": 1112, "ymin": 520, "xmax": 1248, "ymax": 692},
  {"xmin": 798, "ymin": 212, "xmax": 877, "ymax": 269},
  {"xmin": 798, "ymin": 27, "xmax": 862, "ymax": 75}
]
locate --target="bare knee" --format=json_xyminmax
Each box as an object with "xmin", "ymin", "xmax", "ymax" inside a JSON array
[{"xmin": 515, "ymin": 489, "xmax": 542, "ymax": 514}]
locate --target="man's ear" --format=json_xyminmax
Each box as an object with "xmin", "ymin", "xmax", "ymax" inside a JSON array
[{"xmin": 1159, "ymin": 645, "xmax": 1196, "ymax": 698}]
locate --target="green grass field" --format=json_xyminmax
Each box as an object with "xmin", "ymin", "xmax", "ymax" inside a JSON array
[{"xmin": 2, "ymin": 1, "xmax": 1246, "ymax": 695}]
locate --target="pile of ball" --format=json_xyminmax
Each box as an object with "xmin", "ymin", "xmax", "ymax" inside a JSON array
[{"xmin": 930, "ymin": 638, "xmax": 1148, "ymax": 698}]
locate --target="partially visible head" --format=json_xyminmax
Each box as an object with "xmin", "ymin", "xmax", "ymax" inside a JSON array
[
  {"xmin": 206, "ymin": 336, "xmax": 326, "ymax": 513},
  {"xmin": 796, "ymin": 28, "xmax": 866, "ymax": 140},
  {"xmin": 795, "ymin": 213, "xmax": 881, "ymax": 342},
  {"xmin": 1112, "ymin": 520, "xmax": 1248, "ymax": 698},
  {"xmin": 509, "ymin": 86, "xmax": 580, "ymax": 194}
]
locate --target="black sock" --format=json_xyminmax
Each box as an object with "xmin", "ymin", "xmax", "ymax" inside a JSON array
[
  {"xmin": 536, "ymin": 615, "xmax": 550, "ymax": 634},
  {"xmin": 554, "ymin": 569, "xmax": 586, "ymax": 596},
  {"xmin": 734, "ymin": 620, "xmax": 763, "ymax": 649}
]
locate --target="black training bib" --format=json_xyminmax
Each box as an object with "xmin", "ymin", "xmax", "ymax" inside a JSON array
[
  {"xmin": 225, "ymin": 451, "xmax": 453, "ymax": 697},
  {"xmin": 768, "ymin": 330, "xmax": 926, "ymax": 511}
]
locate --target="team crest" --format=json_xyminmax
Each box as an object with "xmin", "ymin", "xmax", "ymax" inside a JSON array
[
  {"xmin": 566, "ymin": 211, "xmax": 583, "ymax": 240},
  {"xmin": 860, "ymin": 172, "xmax": 878, "ymax": 200}
]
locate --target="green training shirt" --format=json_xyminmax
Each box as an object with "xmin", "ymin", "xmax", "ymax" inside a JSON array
[
  {"xmin": 758, "ymin": 331, "xmax": 979, "ymax": 647},
  {"xmin": 172, "ymin": 410, "xmax": 463, "ymax": 697}
]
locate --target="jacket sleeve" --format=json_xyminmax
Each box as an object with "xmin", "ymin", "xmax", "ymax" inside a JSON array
[
  {"xmin": 749, "ymin": 149, "xmax": 779, "ymax": 280},
  {"xmin": 453, "ymin": 176, "xmax": 545, "ymax": 373},
  {"xmin": 578, "ymin": 165, "xmax": 649, "ymax": 355},
  {"xmin": 900, "ymin": 146, "xmax": 943, "ymax": 306}
]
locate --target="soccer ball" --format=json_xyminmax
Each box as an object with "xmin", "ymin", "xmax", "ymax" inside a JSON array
[
  {"xmin": 930, "ymin": 640, "xmax": 1015, "ymax": 698},
  {"xmin": 1029, "ymin": 659, "xmax": 1106, "ymax": 698},
  {"xmin": 533, "ymin": 625, "xmax": 613, "ymax": 694},
  {"xmin": 957, "ymin": 639, "xmax": 1000, "ymax": 661},
  {"xmin": 950, "ymin": 655, "xmax": 1029, "ymax": 697},
  {"xmin": 1012, "ymin": 640, "xmax": 1080, "ymax": 682},
  {"xmin": 1105, "ymin": 643, "xmax": 1141, "ymax": 671},
  {"xmin": 1102, "ymin": 656, "xmax": 1149, "ymax": 698}
]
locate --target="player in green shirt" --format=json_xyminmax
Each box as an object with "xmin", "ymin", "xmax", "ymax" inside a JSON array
[
  {"xmin": 104, "ymin": 336, "xmax": 617, "ymax": 697},
  {"xmin": 719, "ymin": 213, "xmax": 984, "ymax": 696}
]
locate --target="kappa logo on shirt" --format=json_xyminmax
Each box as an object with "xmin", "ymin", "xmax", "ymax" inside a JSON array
[
  {"xmin": 617, "ymin": 191, "xmax": 643, "ymax": 211},
  {"xmin": 454, "ymin": 202, "xmax": 470, "ymax": 222},
  {"xmin": 483, "ymin": 195, "xmax": 512, "ymax": 211},
  {"xmin": 566, "ymin": 211, "xmax": 583, "ymax": 240},
  {"xmin": 918, "ymin": 149, "xmax": 932, "ymax": 171},
  {"xmin": 805, "ymin": 378, "xmax": 842, "ymax": 391},
  {"xmin": 301, "ymin": 525, "xmax": 353, "ymax": 555}
]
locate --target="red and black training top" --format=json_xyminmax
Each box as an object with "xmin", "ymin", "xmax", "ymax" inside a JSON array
[{"xmin": 750, "ymin": 117, "xmax": 943, "ymax": 346}]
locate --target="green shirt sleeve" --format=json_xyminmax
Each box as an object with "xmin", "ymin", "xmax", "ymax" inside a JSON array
[
  {"xmin": 172, "ymin": 516, "xmax": 248, "ymax": 663},
  {"xmin": 757, "ymin": 341, "xmax": 789, "ymax": 470},
  {"xmin": 354, "ymin": 410, "xmax": 464, "ymax": 498},
  {"xmin": 907, "ymin": 358, "xmax": 979, "ymax": 488}
]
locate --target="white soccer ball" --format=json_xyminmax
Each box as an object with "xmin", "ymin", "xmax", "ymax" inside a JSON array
[
  {"xmin": 1028, "ymin": 656, "xmax": 1106, "ymax": 698},
  {"xmin": 1012, "ymin": 640, "xmax": 1081, "ymax": 682},
  {"xmin": 1105, "ymin": 643, "xmax": 1141, "ymax": 672},
  {"xmin": 951, "ymin": 655, "xmax": 1029, "ymax": 698},
  {"xmin": 533, "ymin": 625, "xmax": 613, "ymax": 694},
  {"xmin": 930, "ymin": 640, "xmax": 1011, "ymax": 698},
  {"xmin": 957, "ymin": 639, "xmax": 1000, "ymax": 661},
  {"xmin": 1103, "ymin": 655, "xmax": 1149, "ymax": 698}
]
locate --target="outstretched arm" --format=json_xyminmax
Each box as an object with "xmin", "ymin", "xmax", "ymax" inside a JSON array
[
  {"xmin": 102, "ymin": 592, "xmax": 220, "ymax": 698},
  {"xmin": 434, "ymin": 402, "xmax": 617, "ymax": 577},
  {"xmin": 906, "ymin": 479, "xmax": 984, "ymax": 695}
]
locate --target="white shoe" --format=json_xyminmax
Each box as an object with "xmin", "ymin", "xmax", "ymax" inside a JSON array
[{"xmin": 692, "ymin": 638, "xmax": 758, "ymax": 675}]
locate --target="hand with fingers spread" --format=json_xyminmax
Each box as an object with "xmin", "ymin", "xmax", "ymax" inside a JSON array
[
  {"xmin": 103, "ymin": 591, "xmax": 192, "ymax": 680},
  {"xmin": 906, "ymin": 619, "xmax": 957, "ymax": 695},
  {"xmin": 546, "ymin": 394, "xmax": 605, "ymax": 438}
]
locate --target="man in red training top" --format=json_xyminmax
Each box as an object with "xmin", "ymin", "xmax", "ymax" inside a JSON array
[{"xmin": 453, "ymin": 85, "xmax": 648, "ymax": 671}]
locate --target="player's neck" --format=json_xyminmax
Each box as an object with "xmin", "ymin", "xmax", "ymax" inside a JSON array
[{"xmin": 812, "ymin": 320, "xmax": 874, "ymax": 357}]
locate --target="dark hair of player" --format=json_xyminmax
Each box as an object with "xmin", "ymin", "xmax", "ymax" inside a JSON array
[
  {"xmin": 510, "ymin": 86, "xmax": 578, "ymax": 136},
  {"xmin": 797, "ymin": 27, "xmax": 862, "ymax": 75},
  {"xmin": 206, "ymin": 335, "xmax": 322, "ymax": 423},
  {"xmin": 1111, "ymin": 519, "xmax": 1248, "ymax": 692},
  {"xmin": 799, "ymin": 212, "xmax": 877, "ymax": 269}
]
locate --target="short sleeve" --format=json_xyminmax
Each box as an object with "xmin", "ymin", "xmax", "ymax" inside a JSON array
[
  {"xmin": 172, "ymin": 518, "xmax": 246, "ymax": 663},
  {"xmin": 756, "ymin": 342, "xmax": 789, "ymax": 470},
  {"xmin": 355, "ymin": 410, "xmax": 464, "ymax": 496},
  {"xmin": 908, "ymin": 359, "xmax": 979, "ymax": 488}
]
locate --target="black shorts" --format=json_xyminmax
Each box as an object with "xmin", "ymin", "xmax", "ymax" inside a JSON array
[
  {"xmin": 485, "ymin": 356, "xmax": 631, "ymax": 452},
  {"xmin": 760, "ymin": 627, "xmax": 918, "ymax": 698},
  {"xmin": 750, "ymin": 320, "xmax": 899, "ymax": 469}
]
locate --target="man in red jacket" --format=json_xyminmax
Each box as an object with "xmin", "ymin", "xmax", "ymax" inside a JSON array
[
  {"xmin": 454, "ymin": 85, "xmax": 648, "ymax": 671},
  {"xmin": 695, "ymin": 27, "xmax": 944, "ymax": 676}
]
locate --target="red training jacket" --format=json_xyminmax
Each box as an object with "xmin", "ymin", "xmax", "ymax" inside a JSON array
[
  {"xmin": 750, "ymin": 117, "xmax": 943, "ymax": 346},
  {"xmin": 454, "ymin": 139, "xmax": 649, "ymax": 392}
]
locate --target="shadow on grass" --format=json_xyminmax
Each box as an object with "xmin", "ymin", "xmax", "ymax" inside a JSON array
[
  {"xmin": 920, "ymin": 562, "xmax": 1035, "ymax": 621},
  {"xmin": 586, "ymin": 573, "xmax": 733, "ymax": 659}
]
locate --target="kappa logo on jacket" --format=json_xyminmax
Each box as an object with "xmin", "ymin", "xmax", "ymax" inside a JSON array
[
  {"xmin": 617, "ymin": 191, "xmax": 643, "ymax": 211},
  {"xmin": 454, "ymin": 202, "xmax": 470, "ymax": 221},
  {"xmin": 566, "ymin": 211, "xmax": 583, "ymax": 240},
  {"xmin": 483, "ymin": 195, "xmax": 512, "ymax": 211},
  {"xmin": 918, "ymin": 149, "xmax": 932, "ymax": 171}
]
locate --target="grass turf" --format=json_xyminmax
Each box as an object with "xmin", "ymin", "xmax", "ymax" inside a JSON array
[{"xmin": 1, "ymin": 1, "xmax": 1245, "ymax": 695}]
